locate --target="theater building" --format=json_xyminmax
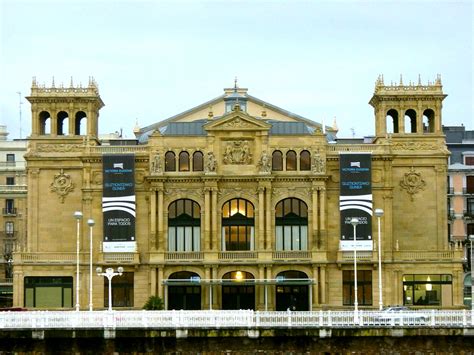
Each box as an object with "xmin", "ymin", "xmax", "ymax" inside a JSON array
[{"xmin": 13, "ymin": 76, "xmax": 464, "ymax": 310}]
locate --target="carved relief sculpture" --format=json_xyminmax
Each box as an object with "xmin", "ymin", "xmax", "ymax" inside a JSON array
[
  {"xmin": 50, "ymin": 169, "xmax": 75, "ymax": 203},
  {"xmin": 399, "ymin": 167, "xmax": 426, "ymax": 201},
  {"xmin": 258, "ymin": 150, "xmax": 271, "ymax": 173},
  {"xmin": 151, "ymin": 153, "xmax": 163, "ymax": 174},
  {"xmin": 312, "ymin": 154, "xmax": 326, "ymax": 174},
  {"xmin": 205, "ymin": 152, "xmax": 217, "ymax": 173},
  {"xmin": 223, "ymin": 140, "xmax": 252, "ymax": 165}
]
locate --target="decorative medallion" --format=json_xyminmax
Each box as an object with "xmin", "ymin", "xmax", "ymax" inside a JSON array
[
  {"xmin": 50, "ymin": 169, "xmax": 75, "ymax": 203},
  {"xmin": 223, "ymin": 140, "xmax": 252, "ymax": 165},
  {"xmin": 399, "ymin": 167, "xmax": 426, "ymax": 201}
]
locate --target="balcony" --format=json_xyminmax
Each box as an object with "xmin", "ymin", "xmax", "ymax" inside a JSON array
[
  {"xmin": 2, "ymin": 208, "xmax": 17, "ymax": 216},
  {"xmin": 463, "ymin": 188, "xmax": 474, "ymax": 195},
  {"xmin": 0, "ymin": 185, "xmax": 27, "ymax": 194},
  {"xmin": 447, "ymin": 187, "xmax": 454, "ymax": 194},
  {"xmin": 464, "ymin": 210, "xmax": 474, "ymax": 219},
  {"xmin": 98, "ymin": 252, "xmax": 140, "ymax": 264},
  {"xmin": 0, "ymin": 231, "xmax": 16, "ymax": 239},
  {"xmin": 272, "ymin": 250, "xmax": 312, "ymax": 261},
  {"xmin": 165, "ymin": 251, "xmax": 204, "ymax": 262},
  {"xmin": 218, "ymin": 251, "xmax": 258, "ymax": 261}
]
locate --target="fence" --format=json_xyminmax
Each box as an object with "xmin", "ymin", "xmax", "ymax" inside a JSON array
[{"xmin": 0, "ymin": 310, "xmax": 473, "ymax": 330}]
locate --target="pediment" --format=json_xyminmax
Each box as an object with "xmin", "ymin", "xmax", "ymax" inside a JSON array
[{"xmin": 204, "ymin": 110, "xmax": 271, "ymax": 132}]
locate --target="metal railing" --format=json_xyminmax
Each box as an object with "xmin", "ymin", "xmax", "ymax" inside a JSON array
[{"xmin": 0, "ymin": 310, "xmax": 472, "ymax": 330}]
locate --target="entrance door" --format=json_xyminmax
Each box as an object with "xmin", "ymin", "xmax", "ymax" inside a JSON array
[
  {"xmin": 275, "ymin": 270, "xmax": 310, "ymax": 311},
  {"xmin": 167, "ymin": 271, "xmax": 202, "ymax": 310},
  {"xmin": 222, "ymin": 285, "xmax": 255, "ymax": 310}
]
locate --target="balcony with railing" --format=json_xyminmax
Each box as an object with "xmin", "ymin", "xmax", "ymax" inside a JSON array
[
  {"xmin": 463, "ymin": 188, "xmax": 474, "ymax": 195},
  {"xmin": 218, "ymin": 251, "xmax": 258, "ymax": 261},
  {"xmin": 0, "ymin": 185, "xmax": 27, "ymax": 193},
  {"xmin": 2, "ymin": 208, "xmax": 17, "ymax": 216}
]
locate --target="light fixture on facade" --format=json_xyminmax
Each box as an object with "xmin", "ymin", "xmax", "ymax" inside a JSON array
[
  {"xmin": 426, "ymin": 276, "xmax": 432, "ymax": 291},
  {"xmin": 235, "ymin": 271, "xmax": 243, "ymax": 281}
]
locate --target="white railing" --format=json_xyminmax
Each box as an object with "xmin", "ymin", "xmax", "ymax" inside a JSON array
[{"xmin": 0, "ymin": 310, "xmax": 472, "ymax": 330}]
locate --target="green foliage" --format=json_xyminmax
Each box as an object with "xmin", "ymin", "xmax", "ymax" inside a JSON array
[{"xmin": 143, "ymin": 295, "xmax": 164, "ymax": 310}]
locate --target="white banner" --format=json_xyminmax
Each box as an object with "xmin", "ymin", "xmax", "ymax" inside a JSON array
[
  {"xmin": 103, "ymin": 241, "xmax": 137, "ymax": 253},
  {"xmin": 340, "ymin": 240, "xmax": 373, "ymax": 251}
]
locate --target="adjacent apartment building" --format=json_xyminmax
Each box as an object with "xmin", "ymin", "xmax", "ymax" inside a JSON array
[
  {"xmin": 444, "ymin": 125, "xmax": 474, "ymax": 306},
  {"xmin": 12, "ymin": 76, "xmax": 464, "ymax": 310},
  {"xmin": 0, "ymin": 125, "xmax": 27, "ymax": 307}
]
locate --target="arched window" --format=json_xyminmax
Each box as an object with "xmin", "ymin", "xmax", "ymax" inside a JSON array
[
  {"xmin": 75, "ymin": 111, "xmax": 87, "ymax": 135},
  {"xmin": 39, "ymin": 111, "xmax": 51, "ymax": 135},
  {"xmin": 222, "ymin": 271, "xmax": 255, "ymax": 310},
  {"xmin": 286, "ymin": 150, "xmax": 297, "ymax": 171},
  {"xmin": 57, "ymin": 111, "xmax": 69, "ymax": 135},
  {"xmin": 300, "ymin": 150, "xmax": 311, "ymax": 171},
  {"xmin": 404, "ymin": 109, "xmax": 417, "ymax": 133},
  {"xmin": 222, "ymin": 198, "xmax": 254, "ymax": 251},
  {"xmin": 192, "ymin": 151, "xmax": 204, "ymax": 171},
  {"xmin": 275, "ymin": 198, "xmax": 308, "ymax": 250},
  {"xmin": 272, "ymin": 151, "xmax": 283, "ymax": 171},
  {"xmin": 423, "ymin": 109, "xmax": 435, "ymax": 133},
  {"xmin": 179, "ymin": 151, "xmax": 190, "ymax": 171},
  {"xmin": 165, "ymin": 151, "xmax": 176, "ymax": 171},
  {"xmin": 386, "ymin": 109, "xmax": 399, "ymax": 134},
  {"xmin": 168, "ymin": 199, "xmax": 200, "ymax": 251}
]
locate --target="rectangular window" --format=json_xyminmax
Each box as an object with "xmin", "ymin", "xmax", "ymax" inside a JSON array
[
  {"xmin": 168, "ymin": 226, "xmax": 201, "ymax": 252},
  {"xmin": 5, "ymin": 222, "xmax": 14, "ymax": 235},
  {"xmin": 403, "ymin": 274, "xmax": 452, "ymax": 307},
  {"xmin": 4, "ymin": 199, "xmax": 14, "ymax": 215},
  {"xmin": 104, "ymin": 272, "xmax": 134, "ymax": 308},
  {"xmin": 465, "ymin": 156, "xmax": 474, "ymax": 166},
  {"xmin": 6, "ymin": 154, "xmax": 14, "ymax": 162},
  {"xmin": 6, "ymin": 177, "xmax": 14, "ymax": 185},
  {"xmin": 24, "ymin": 277, "xmax": 73, "ymax": 308},
  {"xmin": 467, "ymin": 198, "xmax": 474, "ymax": 216},
  {"xmin": 467, "ymin": 176, "xmax": 474, "ymax": 194},
  {"xmin": 342, "ymin": 270, "xmax": 372, "ymax": 306}
]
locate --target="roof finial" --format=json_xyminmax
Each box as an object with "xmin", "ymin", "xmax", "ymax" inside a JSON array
[
  {"xmin": 208, "ymin": 105, "xmax": 214, "ymax": 119},
  {"xmin": 52, "ymin": 76, "xmax": 55, "ymax": 87},
  {"xmin": 399, "ymin": 74, "xmax": 403, "ymax": 85},
  {"xmin": 234, "ymin": 76, "xmax": 238, "ymax": 91},
  {"xmin": 418, "ymin": 74, "xmax": 421, "ymax": 86}
]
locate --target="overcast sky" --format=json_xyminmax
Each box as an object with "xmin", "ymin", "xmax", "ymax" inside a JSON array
[{"xmin": 0, "ymin": 0, "xmax": 472, "ymax": 140}]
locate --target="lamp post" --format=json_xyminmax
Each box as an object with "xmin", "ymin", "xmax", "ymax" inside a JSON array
[
  {"xmin": 87, "ymin": 219, "xmax": 95, "ymax": 311},
  {"xmin": 375, "ymin": 209, "xmax": 384, "ymax": 310},
  {"xmin": 470, "ymin": 235, "xmax": 474, "ymax": 315},
  {"xmin": 73, "ymin": 211, "xmax": 83, "ymax": 311},
  {"xmin": 350, "ymin": 217, "xmax": 359, "ymax": 323},
  {"xmin": 96, "ymin": 266, "xmax": 123, "ymax": 311}
]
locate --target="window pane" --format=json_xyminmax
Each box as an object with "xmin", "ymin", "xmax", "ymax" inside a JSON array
[
  {"xmin": 284, "ymin": 226, "xmax": 292, "ymax": 250},
  {"xmin": 165, "ymin": 152, "xmax": 176, "ymax": 171},
  {"xmin": 177, "ymin": 227, "xmax": 184, "ymax": 251},
  {"xmin": 286, "ymin": 151, "xmax": 296, "ymax": 171},
  {"xmin": 168, "ymin": 227, "xmax": 176, "ymax": 251},
  {"xmin": 193, "ymin": 152, "xmax": 204, "ymax": 171},
  {"xmin": 300, "ymin": 150, "xmax": 311, "ymax": 170},
  {"xmin": 272, "ymin": 151, "xmax": 283, "ymax": 171},
  {"xmin": 193, "ymin": 227, "xmax": 200, "ymax": 251},
  {"xmin": 300, "ymin": 226, "xmax": 308, "ymax": 250},
  {"xmin": 179, "ymin": 151, "xmax": 190, "ymax": 171},
  {"xmin": 276, "ymin": 226, "xmax": 283, "ymax": 250},
  {"xmin": 184, "ymin": 226, "xmax": 193, "ymax": 251}
]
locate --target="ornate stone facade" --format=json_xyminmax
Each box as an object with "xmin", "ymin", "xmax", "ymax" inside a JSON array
[{"xmin": 12, "ymin": 77, "xmax": 463, "ymax": 311}]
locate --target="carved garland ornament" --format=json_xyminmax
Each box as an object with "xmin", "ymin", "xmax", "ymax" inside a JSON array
[
  {"xmin": 222, "ymin": 117, "xmax": 252, "ymax": 129},
  {"xmin": 223, "ymin": 140, "xmax": 252, "ymax": 165},
  {"xmin": 399, "ymin": 167, "xmax": 426, "ymax": 201},
  {"xmin": 50, "ymin": 169, "xmax": 75, "ymax": 203}
]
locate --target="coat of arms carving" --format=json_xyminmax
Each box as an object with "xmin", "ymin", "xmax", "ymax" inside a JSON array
[{"xmin": 223, "ymin": 140, "xmax": 252, "ymax": 165}]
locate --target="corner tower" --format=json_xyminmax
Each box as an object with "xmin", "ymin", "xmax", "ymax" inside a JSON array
[
  {"xmin": 26, "ymin": 77, "xmax": 104, "ymax": 138},
  {"xmin": 369, "ymin": 75, "xmax": 447, "ymax": 138}
]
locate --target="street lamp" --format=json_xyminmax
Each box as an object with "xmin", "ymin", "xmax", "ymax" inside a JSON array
[
  {"xmin": 374, "ymin": 208, "xmax": 384, "ymax": 310},
  {"xmin": 73, "ymin": 211, "xmax": 83, "ymax": 311},
  {"xmin": 470, "ymin": 235, "xmax": 474, "ymax": 314},
  {"xmin": 350, "ymin": 217, "xmax": 359, "ymax": 323},
  {"xmin": 87, "ymin": 219, "xmax": 95, "ymax": 311},
  {"xmin": 96, "ymin": 266, "xmax": 123, "ymax": 311}
]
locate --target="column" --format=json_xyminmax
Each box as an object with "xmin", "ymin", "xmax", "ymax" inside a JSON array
[
  {"xmin": 312, "ymin": 187, "xmax": 319, "ymax": 250},
  {"xmin": 204, "ymin": 187, "xmax": 211, "ymax": 251},
  {"xmin": 211, "ymin": 187, "xmax": 217, "ymax": 251},
  {"xmin": 312, "ymin": 265, "xmax": 319, "ymax": 306},
  {"xmin": 319, "ymin": 266, "xmax": 326, "ymax": 304},
  {"xmin": 150, "ymin": 267, "xmax": 156, "ymax": 296},
  {"xmin": 205, "ymin": 266, "xmax": 211, "ymax": 309},
  {"xmin": 265, "ymin": 186, "xmax": 272, "ymax": 250},
  {"xmin": 258, "ymin": 266, "xmax": 265, "ymax": 310},
  {"xmin": 157, "ymin": 267, "xmax": 164, "ymax": 300},
  {"xmin": 258, "ymin": 187, "xmax": 265, "ymax": 250},
  {"xmin": 319, "ymin": 188, "xmax": 326, "ymax": 235},
  {"xmin": 150, "ymin": 189, "xmax": 157, "ymax": 249},
  {"xmin": 157, "ymin": 189, "xmax": 164, "ymax": 251},
  {"xmin": 266, "ymin": 266, "xmax": 273, "ymax": 311}
]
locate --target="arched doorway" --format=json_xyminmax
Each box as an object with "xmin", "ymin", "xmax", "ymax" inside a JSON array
[
  {"xmin": 167, "ymin": 271, "xmax": 201, "ymax": 310},
  {"xmin": 222, "ymin": 271, "xmax": 255, "ymax": 310},
  {"xmin": 275, "ymin": 270, "xmax": 310, "ymax": 311}
]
